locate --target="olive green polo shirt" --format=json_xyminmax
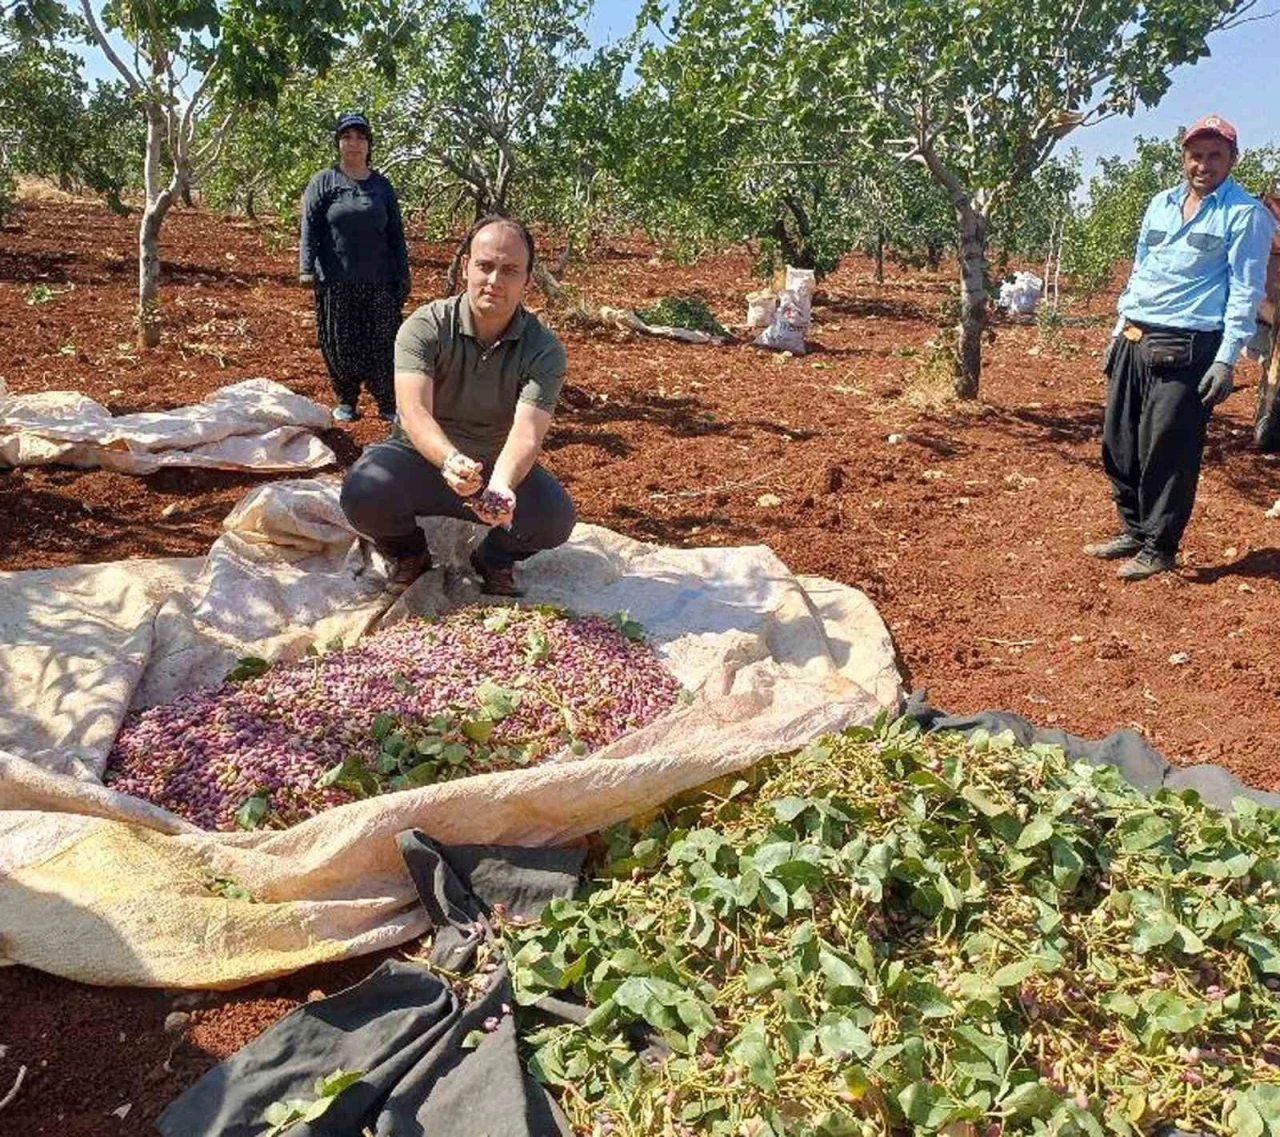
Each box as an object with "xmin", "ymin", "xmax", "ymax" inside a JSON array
[{"xmin": 393, "ymin": 294, "xmax": 567, "ymax": 459}]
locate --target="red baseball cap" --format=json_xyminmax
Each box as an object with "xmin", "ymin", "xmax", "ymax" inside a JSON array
[{"xmin": 1184, "ymin": 113, "xmax": 1238, "ymax": 147}]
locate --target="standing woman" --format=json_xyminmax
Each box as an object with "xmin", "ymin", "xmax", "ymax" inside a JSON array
[{"xmin": 299, "ymin": 112, "xmax": 411, "ymax": 422}]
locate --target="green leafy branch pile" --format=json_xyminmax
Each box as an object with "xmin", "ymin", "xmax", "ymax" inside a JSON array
[
  {"xmin": 634, "ymin": 295, "xmax": 730, "ymax": 338},
  {"xmin": 506, "ymin": 721, "xmax": 1280, "ymax": 1136}
]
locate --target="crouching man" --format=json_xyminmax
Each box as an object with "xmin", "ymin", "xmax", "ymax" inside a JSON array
[
  {"xmin": 1085, "ymin": 114, "xmax": 1275, "ymax": 580},
  {"xmin": 341, "ymin": 216, "xmax": 575, "ymax": 597}
]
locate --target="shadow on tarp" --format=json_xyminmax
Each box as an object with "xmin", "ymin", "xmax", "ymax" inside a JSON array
[{"xmin": 903, "ymin": 691, "xmax": 1280, "ymax": 811}]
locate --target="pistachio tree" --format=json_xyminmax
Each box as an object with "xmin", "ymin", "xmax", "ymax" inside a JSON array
[
  {"xmin": 805, "ymin": 0, "xmax": 1265, "ymax": 397},
  {"xmin": 76, "ymin": 0, "xmax": 405, "ymax": 347},
  {"xmin": 640, "ymin": 0, "xmax": 1261, "ymax": 396},
  {"xmin": 378, "ymin": 0, "xmax": 592, "ymax": 291}
]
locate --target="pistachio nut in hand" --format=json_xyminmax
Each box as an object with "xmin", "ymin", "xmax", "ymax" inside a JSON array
[
  {"xmin": 1198, "ymin": 360, "xmax": 1234, "ymax": 407},
  {"xmin": 468, "ymin": 481, "xmax": 516, "ymax": 527},
  {"xmin": 442, "ymin": 449, "xmax": 483, "ymax": 497}
]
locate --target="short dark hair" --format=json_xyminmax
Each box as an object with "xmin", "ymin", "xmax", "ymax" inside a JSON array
[{"xmin": 462, "ymin": 215, "xmax": 536, "ymax": 275}]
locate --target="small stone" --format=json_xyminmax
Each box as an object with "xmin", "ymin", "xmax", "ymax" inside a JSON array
[
  {"xmin": 1239, "ymin": 583, "xmax": 1255, "ymax": 593},
  {"xmin": 1069, "ymin": 634, "xmax": 1084, "ymax": 644},
  {"xmin": 887, "ymin": 433, "xmax": 906, "ymax": 444},
  {"xmin": 1223, "ymin": 546, "xmax": 1238, "ymax": 559},
  {"xmin": 1266, "ymin": 499, "xmax": 1280, "ymax": 520},
  {"xmin": 108, "ymin": 388, "xmax": 125, "ymax": 397},
  {"xmin": 1168, "ymin": 652, "xmax": 1191, "ymax": 665},
  {"xmin": 111, "ymin": 1104, "xmax": 132, "ymax": 1121},
  {"xmin": 160, "ymin": 503, "xmax": 182, "ymax": 519},
  {"xmin": 163, "ymin": 1011, "xmax": 189, "ymax": 1035},
  {"xmin": 755, "ymin": 493, "xmax": 782, "ymax": 507}
]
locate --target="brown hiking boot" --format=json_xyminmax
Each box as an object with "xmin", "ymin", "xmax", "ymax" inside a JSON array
[
  {"xmin": 387, "ymin": 547, "xmax": 433, "ymax": 593},
  {"xmin": 1082, "ymin": 533, "xmax": 1142, "ymax": 560},
  {"xmin": 469, "ymin": 548, "xmax": 523, "ymax": 597},
  {"xmin": 1116, "ymin": 550, "xmax": 1177, "ymax": 581}
]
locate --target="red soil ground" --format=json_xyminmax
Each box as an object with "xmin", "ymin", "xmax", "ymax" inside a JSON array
[{"xmin": 1, "ymin": 195, "xmax": 1277, "ymax": 1133}]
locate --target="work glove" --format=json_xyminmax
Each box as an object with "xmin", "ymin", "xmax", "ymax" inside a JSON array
[
  {"xmin": 1102, "ymin": 336, "xmax": 1118, "ymax": 377},
  {"xmin": 441, "ymin": 449, "xmax": 483, "ymax": 497},
  {"xmin": 1198, "ymin": 361, "xmax": 1234, "ymax": 408},
  {"xmin": 468, "ymin": 480, "xmax": 515, "ymax": 528}
]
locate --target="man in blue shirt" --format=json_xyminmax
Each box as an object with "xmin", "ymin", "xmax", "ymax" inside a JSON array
[{"xmin": 1085, "ymin": 114, "xmax": 1276, "ymax": 580}]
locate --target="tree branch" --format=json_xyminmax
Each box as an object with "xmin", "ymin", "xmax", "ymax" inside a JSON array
[{"xmin": 78, "ymin": 0, "xmax": 143, "ymax": 96}]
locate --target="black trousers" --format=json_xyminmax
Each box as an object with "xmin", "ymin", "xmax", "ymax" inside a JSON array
[
  {"xmin": 340, "ymin": 436, "xmax": 576, "ymax": 567},
  {"xmin": 1101, "ymin": 323, "xmax": 1222, "ymax": 555},
  {"xmin": 314, "ymin": 281, "xmax": 401, "ymax": 413}
]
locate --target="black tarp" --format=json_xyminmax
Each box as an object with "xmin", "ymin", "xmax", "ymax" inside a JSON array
[
  {"xmin": 157, "ymin": 833, "xmax": 583, "ymax": 1137},
  {"xmin": 903, "ymin": 691, "xmax": 1280, "ymax": 811}
]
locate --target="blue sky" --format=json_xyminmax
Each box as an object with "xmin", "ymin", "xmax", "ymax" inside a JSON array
[{"xmin": 77, "ymin": 0, "xmax": 1279, "ymax": 179}]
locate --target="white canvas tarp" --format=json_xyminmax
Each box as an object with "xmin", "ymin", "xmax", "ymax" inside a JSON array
[
  {"xmin": 0, "ymin": 377, "xmax": 336, "ymax": 473},
  {"xmin": 0, "ymin": 478, "xmax": 903, "ymax": 988}
]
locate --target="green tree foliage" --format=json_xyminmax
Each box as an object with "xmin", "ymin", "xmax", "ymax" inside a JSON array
[
  {"xmin": 0, "ymin": 33, "xmax": 143, "ymax": 212},
  {"xmin": 73, "ymin": 0, "xmax": 406, "ymax": 346},
  {"xmin": 381, "ymin": 0, "xmax": 593, "ymax": 287}
]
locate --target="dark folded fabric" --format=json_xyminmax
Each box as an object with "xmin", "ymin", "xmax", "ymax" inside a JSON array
[{"xmin": 157, "ymin": 832, "xmax": 584, "ymax": 1137}]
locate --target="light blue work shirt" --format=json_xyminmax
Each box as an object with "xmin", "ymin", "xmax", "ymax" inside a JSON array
[{"xmin": 1116, "ymin": 175, "xmax": 1276, "ymax": 366}]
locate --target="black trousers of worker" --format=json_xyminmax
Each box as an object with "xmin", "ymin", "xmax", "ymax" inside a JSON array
[
  {"xmin": 314, "ymin": 281, "xmax": 401, "ymax": 414},
  {"xmin": 340, "ymin": 435, "xmax": 575, "ymax": 568},
  {"xmin": 1101, "ymin": 323, "xmax": 1222, "ymax": 556}
]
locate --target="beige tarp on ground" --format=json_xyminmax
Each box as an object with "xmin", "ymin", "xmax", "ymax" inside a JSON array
[
  {"xmin": 0, "ymin": 479, "xmax": 903, "ymax": 988},
  {"xmin": 0, "ymin": 377, "xmax": 336, "ymax": 472}
]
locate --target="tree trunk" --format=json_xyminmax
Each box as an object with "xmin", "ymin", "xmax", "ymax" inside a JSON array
[
  {"xmin": 532, "ymin": 263, "xmax": 563, "ymax": 301},
  {"xmin": 553, "ymin": 233, "xmax": 573, "ymax": 278},
  {"xmin": 446, "ymin": 234, "xmax": 467, "ymax": 295},
  {"xmin": 953, "ymin": 200, "xmax": 988, "ymax": 400},
  {"xmin": 105, "ymin": 188, "xmax": 129, "ymax": 216},
  {"xmin": 772, "ymin": 195, "xmax": 817, "ymax": 271},
  {"xmin": 180, "ymin": 181, "xmax": 194, "ymax": 208},
  {"xmin": 137, "ymin": 111, "xmax": 178, "ymax": 350},
  {"xmin": 875, "ymin": 222, "xmax": 885, "ymax": 284},
  {"xmin": 244, "ymin": 187, "xmax": 255, "ymax": 219}
]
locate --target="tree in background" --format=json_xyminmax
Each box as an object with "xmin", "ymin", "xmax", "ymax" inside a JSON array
[
  {"xmin": 75, "ymin": 0, "xmax": 406, "ymax": 348},
  {"xmin": 802, "ymin": 0, "xmax": 1265, "ymax": 398},
  {"xmin": 0, "ymin": 31, "xmax": 143, "ymax": 213},
  {"xmin": 375, "ymin": 0, "xmax": 592, "ymax": 291},
  {"xmin": 625, "ymin": 0, "xmax": 857, "ymax": 275},
  {"xmin": 0, "ymin": 0, "xmax": 66, "ymax": 219}
]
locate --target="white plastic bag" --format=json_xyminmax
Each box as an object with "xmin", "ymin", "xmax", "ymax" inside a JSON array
[
  {"xmin": 997, "ymin": 271, "xmax": 1043, "ymax": 316},
  {"xmin": 754, "ymin": 289, "xmax": 808, "ymax": 355},
  {"xmin": 746, "ymin": 289, "xmax": 777, "ymax": 329},
  {"xmin": 784, "ymin": 266, "xmax": 817, "ymax": 326}
]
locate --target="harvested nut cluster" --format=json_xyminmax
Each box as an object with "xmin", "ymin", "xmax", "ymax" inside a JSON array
[{"xmin": 105, "ymin": 605, "xmax": 681, "ymax": 830}]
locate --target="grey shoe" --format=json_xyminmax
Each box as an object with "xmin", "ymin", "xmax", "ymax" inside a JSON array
[
  {"xmin": 387, "ymin": 547, "xmax": 433, "ymax": 593},
  {"xmin": 332, "ymin": 403, "xmax": 359, "ymax": 423},
  {"xmin": 1116, "ymin": 550, "xmax": 1176, "ymax": 581},
  {"xmin": 1083, "ymin": 533, "xmax": 1142, "ymax": 560}
]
